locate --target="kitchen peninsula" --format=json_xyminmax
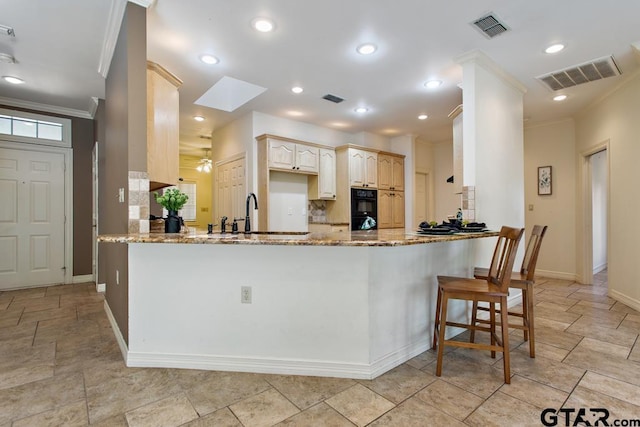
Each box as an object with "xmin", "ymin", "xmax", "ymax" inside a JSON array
[{"xmin": 99, "ymin": 229, "xmax": 497, "ymax": 379}]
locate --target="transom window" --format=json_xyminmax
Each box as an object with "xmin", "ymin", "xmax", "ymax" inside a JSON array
[{"xmin": 0, "ymin": 108, "xmax": 71, "ymax": 147}]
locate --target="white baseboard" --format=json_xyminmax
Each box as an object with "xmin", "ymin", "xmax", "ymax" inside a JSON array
[
  {"xmin": 104, "ymin": 301, "xmax": 129, "ymax": 363},
  {"xmin": 609, "ymin": 289, "xmax": 640, "ymax": 312},
  {"xmin": 127, "ymin": 338, "xmax": 430, "ymax": 380},
  {"xmin": 593, "ymin": 263, "xmax": 608, "ymax": 274},
  {"xmin": 72, "ymin": 274, "xmax": 94, "ymax": 284},
  {"xmin": 96, "ymin": 283, "xmax": 106, "ymax": 293},
  {"xmin": 536, "ymin": 270, "xmax": 578, "ymax": 281}
]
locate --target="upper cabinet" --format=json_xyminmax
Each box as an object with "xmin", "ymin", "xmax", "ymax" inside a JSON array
[
  {"xmin": 268, "ymin": 138, "xmax": 319, "ymax": 174},
  {"xmin": 147, "ymin": 61, "xmax": 182, "ymax": 191},
  {"xmin": 378, "ymin": 153, "xmax": 404, "ymax": 191},
  {"xmin": 309, "ymin": 148, "xmax": 337, "ymax": 200},
  {"xmin": 348, "ymin": 148, "xmax": 377, "ymax": 188}
]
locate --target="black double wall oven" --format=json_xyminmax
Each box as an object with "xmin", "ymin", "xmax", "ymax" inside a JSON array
[{"xmin": 351, "ymin": 188, "xmax": 378, "ymax": 230}]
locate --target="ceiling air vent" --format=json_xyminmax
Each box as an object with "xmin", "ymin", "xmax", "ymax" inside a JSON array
[
  {"xmin": 322, "ymin": 94, "xmax": 344, "ymax": 103},
  {"xmin": 537, "ymin": 56, "xmax": 621, "ymax": 91},
  {"xmin": 472, "ymin": 13, "xmax": 509, "ymax": 39}
]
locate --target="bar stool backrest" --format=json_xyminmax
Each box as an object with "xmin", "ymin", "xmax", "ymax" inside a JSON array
[
  {"xmin": 487, "ymin": 226, "xmax": 525, "ymax": 293},
  {"xmin": 520, "ymin": 225, "xmax": 548, "ymax": 282}
]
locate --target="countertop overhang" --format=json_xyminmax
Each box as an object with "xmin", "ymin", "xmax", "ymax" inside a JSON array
[{"xmin": 98, "ymin": 229, "xmax": 499, "ymax": 247}]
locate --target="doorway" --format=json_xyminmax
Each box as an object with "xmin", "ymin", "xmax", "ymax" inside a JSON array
[
  {"xmin": 414, "ymin": 171, "xmax": 433, "ymax": 223},
  {"xmin": 580, "ymin": 141, "xmax": 609, "ymax": 285},
  {"xmin": 215, "ymin": 154, "xmax": 246, "ymax": 223},
  {"xmin": 0, "ymin": 144, "xmax": 68, "ymax": 289}
]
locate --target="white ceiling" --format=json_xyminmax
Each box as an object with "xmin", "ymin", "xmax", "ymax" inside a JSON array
[{"xmin": 2, "ymin": 0, "xmax": 639, "ymax": 156}]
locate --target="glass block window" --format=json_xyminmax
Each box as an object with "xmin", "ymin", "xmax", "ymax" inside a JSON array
[
  {"xmin": 162, "ymin": 183, "xmax": 197, "ymax": 222},
  {"xmin": 0, "ymin": 110, "xmax": 70, "ymax": 147}
]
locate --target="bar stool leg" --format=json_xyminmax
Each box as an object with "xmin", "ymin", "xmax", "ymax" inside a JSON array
[
  {"xmin": 435, "ymin": 293, "xmax": 449, "ymax": 377},
  {"xmin": 500, "ymin": 296, "xmax": 511, "ymax": 383},
  {"xmin": 433, "ymin": 286, "xmax": 443, "ymax": 350},
  {"xmin": 526, "ymin": 283, "xmax": 535, "ymax": 358},
  {"xmin": 470, "ymin": 301, "xmax": 478, "ymax": 343}
]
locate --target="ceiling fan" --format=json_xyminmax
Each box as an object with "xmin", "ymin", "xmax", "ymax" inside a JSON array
[{"xmin": 196, "ymin": 149, "xmax": 212, "ymax": 173}]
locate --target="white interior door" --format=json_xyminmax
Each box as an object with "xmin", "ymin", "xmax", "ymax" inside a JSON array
[
  {"xmin": 0, "ymin": 147, "xmax": 65, "ymax": 289},
  {"xmin": 216, "ymin": 156, "xmax": 245, "ymax": 224},
  {"xmin": 415, "ymin": 171, "xmax": 430, "ymax": 223}
]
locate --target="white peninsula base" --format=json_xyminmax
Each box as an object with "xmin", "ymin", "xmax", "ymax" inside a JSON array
[{"xmin": 113, "ymin": 238, "xmax": 485, "ymax": 379}]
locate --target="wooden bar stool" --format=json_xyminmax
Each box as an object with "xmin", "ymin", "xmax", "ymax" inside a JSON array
[
  {"xmin": 433, "ymin": 226, "xmax": 524, "ymax": 384},
  {"xmin": 471, "ymin": 225, "xmax": 548, "ymax": 358}
]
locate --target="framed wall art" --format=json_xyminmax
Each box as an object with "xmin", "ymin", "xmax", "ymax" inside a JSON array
[{"xmin": 538, "ymin": 166, "xmax": 552, "ymax": 195}]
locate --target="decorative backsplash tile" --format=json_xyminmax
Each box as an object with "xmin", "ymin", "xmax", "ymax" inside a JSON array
[
  {"xmin": 309, "ymin": 200, "xmax": 327, "ymax": 223},
  {"xmin": 128, "ymin": 171, "xmax": 149, "ymax": 234},
  {"xmin": 462, "ymin": 186, "xmax": 476, "ymax": 222}
]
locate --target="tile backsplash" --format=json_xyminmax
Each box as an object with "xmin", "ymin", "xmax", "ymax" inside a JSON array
[
  {"xmin": 308, "ymin": 200, "xmax": 327, "ymax": 223},
  {"xmin": 461, "ymin": 185, "xmax": 476, "ymax": 222},
  {"xmin": 128, "ymin": 171, "xmax": 149, "ymax": 234}
]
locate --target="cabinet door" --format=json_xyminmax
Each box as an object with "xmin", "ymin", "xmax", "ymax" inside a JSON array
[
  {"xmin": 147, "ymin": 68, "xmax": 179, "ymax": 189},
  {"xmin": 349, "ymin": 149, "xmax": 366, "ymax": 187},
  {"xmin": 318, "ymin": 148, "xmax": 336, "ymax": 199},
  {"xmin": 364, "ymin": 152, "xmax": 378, "ymax": 188},
  {"xmin": 377, "ymin": 155, "xmax": 392, "ymax": 190},
  {"xmin": 268, "ymin": 140, "xmax": 296, "ymax": 170},
  {"xmin": 377, "ymin": 190, "xmax": 393, "ymax": 229},
  {"xmin": 296, "ymin": 145, "xmax": 319, "ymax": 173},
  {"xmin": 392, "ymin": 191, "xmax": 405, "ymax": 228},
  {"xmin": 391, "ymin": 156, "xmax": 404, "ymax": 191}
]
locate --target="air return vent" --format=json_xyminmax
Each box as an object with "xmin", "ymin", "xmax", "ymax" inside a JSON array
[
  {"xmin": 322, "ymin": 94, "xmax": 344, "ymax": 103},
  {"xmin": 537, "ymin": 56, "xmax": 621, "ymax": 91},
  {"xmin": 472, "ymin": 13, "xmax": 509, "ymax": 39}
]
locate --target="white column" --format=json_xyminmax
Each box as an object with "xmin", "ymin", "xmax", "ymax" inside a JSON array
[{"xmin": 456, "ymin": 50, "xmax": 527, "ymax": 267}]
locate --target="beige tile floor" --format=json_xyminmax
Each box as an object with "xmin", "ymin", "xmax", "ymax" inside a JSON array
[{"xmin": 2, "ymin": 270, "xmax": 640, "ymax": 426}]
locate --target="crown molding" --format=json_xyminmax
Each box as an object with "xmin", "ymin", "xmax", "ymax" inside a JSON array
[
  {"xmin": 0, "ymin": 96, "xmax": 94, "ymax": 119},
  {"xmin": 455, "ymin": 49, "xmax": 528, "ymax": 95},
  {"xmin": 98, "ymin": 0, "xmax": 127, "ymax": 79}
]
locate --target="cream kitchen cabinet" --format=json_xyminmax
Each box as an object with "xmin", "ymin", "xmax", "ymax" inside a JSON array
[
  {"xmin": 378, "ymin": 190, "xmax": 405, "ymax": 229},
  {"xmin": 308, "ymin": 148, "xmax": 336, "ymax": 200},
  {"xmin": 348, "ymin": 148, "xmax": 377, "ymax": 188},
  {"xmin": 268, "ymin": 139, "xmax": 319, "ymax": 174},
  {"xmin": 378, "ymin": 153, "xmax": 404, "ymax": 191},
  {"xmin": 147, "ymin": 61, "xmax": 182, "ymax": 191}
]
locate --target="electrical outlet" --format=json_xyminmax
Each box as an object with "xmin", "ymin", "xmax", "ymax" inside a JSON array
[
  {"xmin": 287, "ymin": 207, "xmax": 293, "ymax": 215},
  {"xmin": 241, "ymin": 286, "xmax": 252, "ymax": 304},
  {"xmin": 116, "ymin": 269, "xmax": 120, "ymax": 285}
]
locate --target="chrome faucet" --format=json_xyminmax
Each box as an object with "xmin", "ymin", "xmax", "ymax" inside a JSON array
[{"xmin": 245, "ymin": 193, "xmax": 258, "ymax": 233}]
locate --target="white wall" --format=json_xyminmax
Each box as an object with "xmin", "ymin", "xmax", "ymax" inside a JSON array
[
  {"xmin": 268, "ymin": 171, "xmax": 308, "ymax": 232},
  {"xmin": 575, "ymin": 72, "xmax": 640, "ymax": 307},
  {"xmin": 591, "ymin": 150, "xmax": 608, "ymax": 273},
  {"xmin": 523, "ymin": 119, "xmax": 577, "ymax": 279},
  {"xmin": 252, "ymin": 112, "xmax": 356, "ymax": 148}
]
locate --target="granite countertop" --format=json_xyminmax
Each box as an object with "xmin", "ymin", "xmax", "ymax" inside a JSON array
[{"xmin": 98, "ymin": 229, "xmax": 499, "ymax": 247}]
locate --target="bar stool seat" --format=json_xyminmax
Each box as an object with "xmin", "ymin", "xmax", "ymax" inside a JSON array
[{"xmin": 433, "ymin": 225, "xmax": 524, "ymax": 384}]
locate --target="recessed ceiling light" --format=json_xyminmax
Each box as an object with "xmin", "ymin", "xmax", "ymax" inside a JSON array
[
  {"xmin": 194, "ymin": 115, "xmax": 205, "ymax": 122},
  {"xmin": 424, "ymin": 80, "xmax": 442, "ymax": 89},
  {"xmin": 291, "ymin": 86, "xmax": 303, "ymax": 94},
  {"xmin": 553, "ymin": 95, "xmax": 567, "ymax": 101},
  {"xmin": 418, "ymin": 114, "xmax": 428, "ymax": 120},
  {"xmin": 252, "ymin": 18, "xmax": 275, "ymax": 32},
  {"xmin": 545, "ymin": 44, "xmax": 565, "ymax": 54},
  {"xmin": 3, "ymin": 76, "xmax": 24, "ymax": 85},
  {"xmin": 200, "ymin": 54, "xmax": 219, "ymax": 65},
  {"xmin": 356, "ymin": 43, "xmax": 377, "ymax": 55},
  {"xmin": 355, "ymin": 107, "xmax": 369, "ymax": 113},
  {"xmin": 287, "ymin": 110, "xmax": 304, "ymax": 117}
]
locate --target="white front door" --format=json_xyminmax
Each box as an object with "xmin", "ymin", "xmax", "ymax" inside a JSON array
[{"xmin": 0, "ymin": 147, "xmax": 66, "ymax": 289}]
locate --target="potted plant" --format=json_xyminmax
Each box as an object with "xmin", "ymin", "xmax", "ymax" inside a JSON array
[{"xmin": 154, "ymin": 188, "xmax": 189, "ymax": 233}]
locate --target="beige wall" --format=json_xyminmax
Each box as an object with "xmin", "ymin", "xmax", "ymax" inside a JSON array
[
  {"xmin": 575, "ymin": 72, "xmax": 640, "ymax": 307},
  {"xmin": 179, "ymin": 155, "xmax": 213, "ymax": 229},
  {"xmin": 523, "ymin": 119, "xmax": 577, "ymax": 279},
  {"xmin": 432, "ymin": 141, "xmax": 460, "ymax": 222}
]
